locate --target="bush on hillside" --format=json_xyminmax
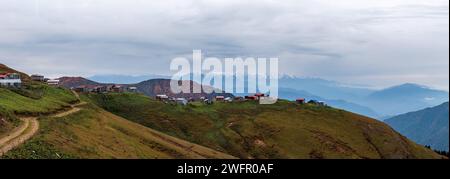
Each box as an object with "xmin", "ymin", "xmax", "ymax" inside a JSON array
[
  {"xmin": 8, "ymin": 83, "xmax": 45, "ymax": 100},
  {"xmin": 0, "ymin": 107, "xmax": 18, "ymax": 122},
  {"xmin": 0, "ymin": 106, "xmax": 20, "ymax": 134}
]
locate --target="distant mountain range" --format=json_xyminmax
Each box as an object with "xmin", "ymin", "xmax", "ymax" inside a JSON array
[
  {"xmin": 89, "ymin": 74, "xmax": 170, "ymax": 84},
  {"xmin": 277, "ymin": 88, "xmax": 380, "ymax": 118},
  {"xmin": 85, "ymin": 74, "xmax": 449, "ymax": 118},
  {"xmin": 279, "ymin": 76, "xmax": 375, "ymax": 102},
  {"xmin": 385, "ymin": 102, "xmax": 449, "ymax": 151},
  {"xmin": 363, "ymin": 83, "xmax": 449, "ymax": 116},
  {"xmin": 134, "ymin": 79, "xmax": 234, "ymax": 99},
  {"xmin": 58, "ymin": 77, "xmax": 106, "ymax": 88},
  {"xmin": 277, "ymin": 77, "xmax": 448, "ymax": 118}
]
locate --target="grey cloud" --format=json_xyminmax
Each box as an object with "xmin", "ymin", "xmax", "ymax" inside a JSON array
[{"xmin": 0, "ymin": 0, "xmax": 448, "ymax": 90}]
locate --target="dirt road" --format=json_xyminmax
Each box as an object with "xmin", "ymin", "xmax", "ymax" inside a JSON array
[
  {"xmin": 0, "ymin": 117, "xmax": 38, "ymax": 156},
  {"xmin": 0, "ymin": 106, "xmax": 82, "ymax": 157}
]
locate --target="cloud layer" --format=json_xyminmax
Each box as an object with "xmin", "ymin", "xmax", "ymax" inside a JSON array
[{"xmin": 0, "ymin": 0, "xmax": 448, "ymax": 90}]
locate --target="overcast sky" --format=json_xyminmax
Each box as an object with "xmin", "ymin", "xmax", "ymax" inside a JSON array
[{"xmin": 0, "ymin": 0, "xmax": 448, "ymax": 90}]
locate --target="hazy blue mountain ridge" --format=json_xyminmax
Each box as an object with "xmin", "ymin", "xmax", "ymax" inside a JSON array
[{"xmin": 385, "ymin": 102, "xmax": 449, "ymax": 151}]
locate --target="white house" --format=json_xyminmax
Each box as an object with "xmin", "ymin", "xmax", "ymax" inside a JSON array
[
  {"xmin": 128, "ymin": 87, "xmax": 138, "ymax": 93},
  {"xmin": 224, "ymin": 97, "xmax": 233, "ymax": 102},
  {"xmin": 47, "ymin": 79, "xmax": 60, "ymax": 86},
  {"xmin": 0, "ymin": 73, "xmax": 22, "ymax": 88},
  {"xmin": 176, "ymin": 98, "xmax": 188, "ymax": 105}
]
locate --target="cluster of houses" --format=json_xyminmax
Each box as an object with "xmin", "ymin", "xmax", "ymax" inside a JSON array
[
  {"xmin": 73, "ymin": 84, "xmax": 138, "ymax": 94},
  {"xmin": 155, "ymin": 93, "xmax": 278, "ymax": 106},
  {"xmin": 31, "ymin": 74, "xmax": 60, "ymax": 86},
  {"xmin": 1, "ymin": 72, "xmax": 139, "ymax": 95},
  {"xmin": 155, "ymin": 95, "xmax": 237, "ymax": 106},
  {"xmin": 32, "ymin": 74, "xmax": 138, "ymax": 94},
  {"xmin": 296, "ymin": 98, "xmax": 327, "ymax": 106},
  {"xmin": 0, "ymin": 73, "xmax": 62, "ymax": 88},
  {"xmin": 0, "ymin": 73, "xmax": 22, "ymax": 88},
  {"xmin": 154, "ymin": 92, "xmax": 326, "ymax": 107},
  {"xmin": 156, "ymin": 95, "xmax": 191, "ymax": 105}
]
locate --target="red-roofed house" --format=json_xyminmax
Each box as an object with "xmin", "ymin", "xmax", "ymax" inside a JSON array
[
  {"xmin": 245, "ymin": 96, "xmax": 258, "ymax": 100},
  {"xmin": 255, "ymin": 93, "xmax": 265, "ymax": 97},
  {"xmin": 296, "ymin": 98, "xmax": 306, "ymax": 104},
  {"xmin": 0, "ymin": 73, "xmax": 22, "ymax": 88},
  {"xmin": 254, "ymin": 93, "xmax": 266, "ymax": 100}
]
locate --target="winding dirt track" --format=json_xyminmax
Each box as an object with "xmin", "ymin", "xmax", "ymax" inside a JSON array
[
  {"xmin": 0, "ymin": 117, "xmax": 39, "ymax": 156},
  {"xmin": 0, "ymin": 105, "xmax": 83, "ymax": 157},
  {"xmin": 0, "ymin": 90, "xmax": 86, "ymax": 156}
]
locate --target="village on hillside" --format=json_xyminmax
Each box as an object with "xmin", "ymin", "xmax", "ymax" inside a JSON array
[
  {"xmin": 0, "ymin": 72, "xmax": 60, "ymax": 88},
  {"xmin": 155, "ymin": 93, "xmax": 327, "ymax": 106},
  {"xmin": 1, "ymin": 72, "xmax": 327, "ymax": 107}
]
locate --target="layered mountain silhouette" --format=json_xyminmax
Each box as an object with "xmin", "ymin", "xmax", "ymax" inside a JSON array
[
  {"xmin": 85, "ymin": 74, "xmax": 449, "ymax": 118},
  {"xmin": 278, "ymin": 77, "xmax": 448, "ymax": 118},
  {"xmin": 385, "ymin": 102, "xmax": 449, "ymax": 151},
  {"xmin": 364, "ymin": 84, "xmax": 449, "ymax": 116}
]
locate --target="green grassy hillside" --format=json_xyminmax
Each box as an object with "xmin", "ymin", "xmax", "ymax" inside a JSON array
[
  {"xmin": 0, "ymin": 107, "xmax": 20, "ymax": 136},
  {"xmin": 1, "ymin": 84, "xmax": 78, "ymax": 136},
  {"xmin": 2, "ymin": 104, "xmax": 235, "ymax": 159},
  {"xmin": 86, "ymin": 93, "xmax": 444, "ymax": 159},
  {"xmin": 0, "ymin": 84, "xmax": 78, "ymax": 116}
]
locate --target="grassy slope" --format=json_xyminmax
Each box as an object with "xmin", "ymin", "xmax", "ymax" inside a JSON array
[
  {"xmin": 3, "ymin": 104, "xmax": 235, "ymax": 159},
  {"xmin": 1, "ymin": 64, "xmax": 39, "ymax": 134},
  {"xmin": 1, "ymin": 81, "xmax": 233, "ymax": 159},
  {"xmin": 0, "ymin": 107, "xmax": 20, "ymax": 136},
  {"xmin": 0, "ymin": 84, "xmax": 78, "ymax": 115},
  {"xmin": 1, "ymin": 84, "xmax": 78, "ymax": 136},
  {"xmin": 86, "ymin": 93, "xmax": 444, "ymax": 159}
]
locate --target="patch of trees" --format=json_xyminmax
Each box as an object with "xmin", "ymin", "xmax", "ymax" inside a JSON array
[
  {"xmin": 425, "ymin": 145, "xmax": 449, "ymax": 157},
  {"xmin": 9, "ymin": 83, "xmax": 44, "ymax": 99}
]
